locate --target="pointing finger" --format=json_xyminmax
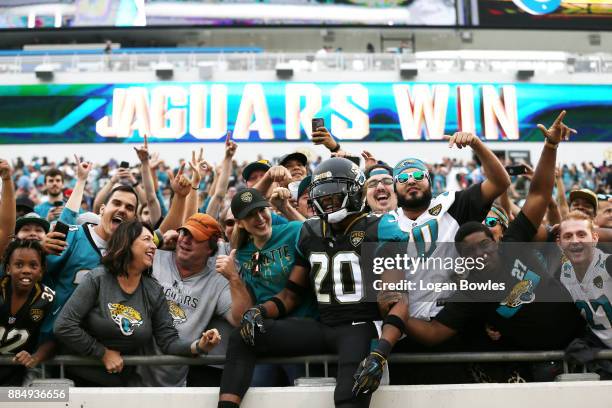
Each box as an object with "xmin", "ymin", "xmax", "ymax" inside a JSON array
[{"xmin": 552, "ymin": 110, "xmax": 566, "ymax": 127}]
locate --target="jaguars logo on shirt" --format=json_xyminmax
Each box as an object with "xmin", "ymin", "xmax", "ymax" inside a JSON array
[
  {"xmin": 501, "ymin": 280, "xmax": 535, "ymax": 308},
  {"xmin": 167, "ymin": 300, "xmax": 187, "ymax": 325},
  {"xmin": 108, "ymin": 303, "xmax": 143, "ymax": 336}
]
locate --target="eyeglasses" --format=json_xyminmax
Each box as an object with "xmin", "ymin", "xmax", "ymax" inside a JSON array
[
  {"xmin": 224, "ymin": 219, "xmax": 236, "ymax": 227},
  {"xmin": 251, "ymin": 251, "xmax": 261, "ymax": 277},
  {"xmin": 395, "ymin": 170, "xmax": 427, "ymax": 184},
  {"xmin": 366, "ymin": 178, "xmax": 394, "ymax": 189},
  {"xmin": 484, "ymin": 217, "xmax": 500, "ymax": 228}
]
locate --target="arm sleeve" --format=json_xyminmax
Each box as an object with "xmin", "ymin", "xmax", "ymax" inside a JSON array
[
  {"xmin": 502, "ymin": 211, "xmax": 538, "ymax": 243},
  {"xmin": 53, "ymin": 273, "xmax": 106, "ymax": 359},
  {"xmin": 215, "ymin": 283, "xmax": 233, "ymax": 320},
  {"xmin": 59, "ymin": 207, "xmax": 78, "ymax": 225},
  {"xmin": 433, "ymin": 299, "xmax": 480, "ymax": 333},
  {"xmin": 447, "ymin": 182, "xmax": 492, "ymax": 224},
  {"xmin": 149, "ymin": 284, "xmax": 194, "ymax": 356}
]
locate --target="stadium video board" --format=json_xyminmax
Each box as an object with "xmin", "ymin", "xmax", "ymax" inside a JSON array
[
  {"xmin": 476, "ymin": 0, "xmax": 612, "ymax": 29},
  {"xmin": 0, "ymin": 82, "xmax": 610, "ymax": 144},
  {"xmin": 0, "ymin": 0, "xmax": 457, "ymax": 28}
]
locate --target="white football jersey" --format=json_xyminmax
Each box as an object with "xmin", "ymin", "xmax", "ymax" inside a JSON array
[
  {"xmin": 560, "ymin": 249, "xmax": 612, "ymax": 347},
  {"xmin": 392, "ymin": 183, "xmax": 489, "ymax": 319}
]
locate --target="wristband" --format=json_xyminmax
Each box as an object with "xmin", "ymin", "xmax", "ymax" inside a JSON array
[
  {"xmin": 132, "ymin": 181, "xmax": 140, "ymax": 188},
  {"xmin": 269, "ymin": 297, "xmax": 287, "ymax": 318},
  {"xmin": 383, "ymin": 314, "xmax": 406, "ymax": 335},
  {"xmin": 544, "ymin": 139, "xmax": 559, "ymax": 149},
  {"xmin": 191, "ymin": 185, "xmax": 199, "ymax": 190},
  {"xmin": 330, "ymin": 143, "xmax": 341, "ymax": 153}
]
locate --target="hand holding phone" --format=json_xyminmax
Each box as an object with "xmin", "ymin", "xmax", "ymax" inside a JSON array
[
  {"xmin": 120, "ymin": 161, "xmax": 130, "ymax": 169},
  {"xmin": 505, "ymin": 165, "xmax": 527, "ymax": 176},
  {"xmin": 312, "ymin": 118, "xmax": 325, "ymax": 134}
]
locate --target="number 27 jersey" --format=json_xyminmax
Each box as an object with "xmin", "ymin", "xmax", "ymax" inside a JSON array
[{"xmin": 294, "ymin": 212, "xmax": 408, "ymax": 327}]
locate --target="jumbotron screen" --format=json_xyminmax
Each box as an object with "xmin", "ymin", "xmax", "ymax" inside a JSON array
[
  {"xmin": 0, "ymin": 0, "xmax": 458, "ymax": 28},
  {"xmin": 477, "ymin": 0, "xmax": 612, "ymax": 29}
]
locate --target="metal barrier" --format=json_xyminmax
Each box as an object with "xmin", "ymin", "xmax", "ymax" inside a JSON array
[{"xmin": 2, "ymin": 351, "xmax": 611, "ymax": 379}]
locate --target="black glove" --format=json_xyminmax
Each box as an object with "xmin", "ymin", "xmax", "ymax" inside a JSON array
[
  {"xmin": 240, "ymin": 306, "xmax": 266, "ymax": 346},
  {"xmin": 352, "ymin": 351, "xmax": 386, "ymax": 396}
]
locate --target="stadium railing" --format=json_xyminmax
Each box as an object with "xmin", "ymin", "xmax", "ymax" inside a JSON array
[
  {"xmin": 1, "ymin": 351, "xmax": 609, "ymax": 379},
  {"xmin": 2, "ymin": 50, "xmax": 611, "ymax": 74}
]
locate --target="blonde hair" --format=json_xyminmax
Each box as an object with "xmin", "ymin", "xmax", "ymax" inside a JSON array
[{"xmin": 561, "ymin": 210, "xmax": 595, "ymax": 232}]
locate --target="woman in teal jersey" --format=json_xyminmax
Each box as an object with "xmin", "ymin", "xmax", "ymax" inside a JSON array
[{"xmin": 221, "ymin": 188, "xmax": 318, "ymax": 387}]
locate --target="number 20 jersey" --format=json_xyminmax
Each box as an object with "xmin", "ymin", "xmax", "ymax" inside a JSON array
[{"xmin": 294, "ymin": 212, "xmax": 408, "ymax": 327}]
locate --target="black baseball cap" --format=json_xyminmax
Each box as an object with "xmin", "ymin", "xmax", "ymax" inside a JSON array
[
  {"xmin": 16, "ymin": 196, "xmax": 35, "ymax": 214},
  {"xmin": 242, "ymin": 160, "xmax": 271, "ymax": 182},
  {"xmin": 297, "ymin": 175, "xmax": 312, "ymax": 199},
  {"xmin": 231, "ymin": 188, "xmax": 270, "ymax": 220},
  {"xmin": 15, "ymin": 212, "xmax": 50, "ymax": 234},
  {"xmin": 279, "ymin": 152, "xmax": 308, "ymax": 167}
]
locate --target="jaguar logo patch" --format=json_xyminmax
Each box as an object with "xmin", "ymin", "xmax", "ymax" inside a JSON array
[
  {"xmin": 108, "ymin": 303, "xmax": 143, "ymax": 336},
  {"xmin": 240, "ymin": 191, "xmax": 253, "ymax": 203},
  {"xmin": 167, "ymin": 300, "xmax": 187, "ymax": 325},
  {"xmin": 594, "ymin": 276, "xmax": 604, "ymax": 289},
  {"xmin": 350, "ymin": 231, "xmax": 365, "ymax": 247},
  {"xmin": 428, "ymin": 204, "xmax": 442, "ymax": 216},
  {"xmin": 501, "ymin": 280, "xmax": 535, "ymax": 308},
  {"xmin": 30, "ymin": 308, "xmax": 44, "ymax": 322}
]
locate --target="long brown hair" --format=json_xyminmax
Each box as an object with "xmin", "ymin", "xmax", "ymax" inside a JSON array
[{"xmin": 101, "ymin": 220, "xmax": 153, "ymax": 277}]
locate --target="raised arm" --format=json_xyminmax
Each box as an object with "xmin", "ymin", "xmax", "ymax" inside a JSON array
[
  {"xmin": 446, "ymin": 132, "xmax": 511, "ymax": 203},
  {"xmin": 253, "ymin": 166, "xmax": 292, "ymax": 197},
  {"xmin": 184, "ymin": 149, "xmax": 207, "ymax": 220},
  {"xmin": 522, "ymin": 111, "xmax": 574, "ymax": 228},
  {"xmin": 207, "ymin": 132, "xmax": 237, "ymax": 220},
  {"xmin": 134, "ymin": 135, "xmax": 161, "ymax": 226},
  {"xmin": 64, "ymin": 155, "xmax": 92, "ymax": 213},
  {"xmin": 555, "ymin": 167, "xmax": 569, "ymax": 219},
  {"xmin": 158, "ymin": 163, "xmax": 191, "ymax": 233},
  {"xmin": 269, "ymin": 187, "xmax": 305, "ymax": 222},
  {"xmin": 0, "ymin": 160, "xmax": 15, "ymax": 257}
]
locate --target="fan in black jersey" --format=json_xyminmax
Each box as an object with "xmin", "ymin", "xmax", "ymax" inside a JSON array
[
  {"xmin": 0, "ymin": 240, "xmax": 55, "ymax": 385},
  {"xmin": 218, "ymin": 158, "xmax": 409, "ymax": 408}
]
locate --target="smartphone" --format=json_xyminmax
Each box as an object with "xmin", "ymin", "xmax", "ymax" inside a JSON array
[
  {"xmin": 312, "ymin": 118, "xmax": 325, "ymax": 132},
  {"xmin": 505, "ymin": 165, "xmax": 527, "ymax": 176},
  {"xmin": 53, "ymin": 201, "xmax": 64, "ymax": 207},
  {"xmin": 119, "ymin": 161, "xmax": 130, "ymax": 169},
  {"xmin": 53, "ymin": 221, "xmax": 70, "ymax": 240}
]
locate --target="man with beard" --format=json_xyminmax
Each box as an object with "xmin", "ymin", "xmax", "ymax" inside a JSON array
[
  {"xmin": 391, "ymin": 132, "xmax": 511, "ymax": 320},
  {"xmin": 403, "ymin": 112, "xmax": 584, "ymax": 381},
  {"xmin": 35, "ymin": 168, "xmax": 66, "ymax": 222}
]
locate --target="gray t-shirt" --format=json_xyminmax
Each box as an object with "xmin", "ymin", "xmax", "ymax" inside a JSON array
[
  {"xmin": 54, "ymin": 267, "xmax": 194, "ymax": 359},
  {"xmin": 138, "ymin": 250, "xmax": 232, "ymax": 386}
]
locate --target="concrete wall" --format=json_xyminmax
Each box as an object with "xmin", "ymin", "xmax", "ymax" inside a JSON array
[{"xmin": 13, "ymin": 382, "xmax": 612, "ymax": 408}]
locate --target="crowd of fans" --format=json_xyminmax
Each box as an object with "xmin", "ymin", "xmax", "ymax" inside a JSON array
[{"xmin": 0, "ymin": 113, "xmax": 611, "ymax": 402}]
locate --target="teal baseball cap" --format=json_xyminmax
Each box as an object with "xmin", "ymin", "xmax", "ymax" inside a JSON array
[{"xmin": 393, "ymin": 158, "xmax": 429, "ymax": 177}]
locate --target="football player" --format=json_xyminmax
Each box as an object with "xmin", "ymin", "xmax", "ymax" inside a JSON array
[{"xmin": 217, "ymin": 157, "xmax": 409, "ymax": 408}]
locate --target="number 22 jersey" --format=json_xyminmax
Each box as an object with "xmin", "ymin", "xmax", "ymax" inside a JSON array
[{"xmin": 294, "ymin": 212, "xmax": 408, "ymax": 327}]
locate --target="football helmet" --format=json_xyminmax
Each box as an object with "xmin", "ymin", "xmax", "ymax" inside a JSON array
[{"xmin": 309, "ymin": 157, "xmax": 365, "ymax": 223}]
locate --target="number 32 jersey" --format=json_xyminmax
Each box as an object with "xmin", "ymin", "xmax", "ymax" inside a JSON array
[
  {"xmin": 294, "ymin": 212, "xmax": 408, "ymax": 327},
  {"xmin": 0, "ymin": 277, "xmax": 54, "ymax": 354}
]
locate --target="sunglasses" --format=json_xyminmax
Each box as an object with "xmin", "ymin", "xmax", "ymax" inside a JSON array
[
  {"xmin": 395, "ymin": 170, "xmax": 427, "ymax": 184},
  {"xmin": 224, "ymin": 219, "xmax": 236, "ymax": 227},
  {"xmin": 366, "ymin": 178, "xmax": 394, "ymax": 189},
  {"xmin": 251, "ymin": 251, "xmax": 261, "ymax": 277},
  {"xmin": 484, "ymin": 217, "xmax": 501, "ymax": 228}
]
